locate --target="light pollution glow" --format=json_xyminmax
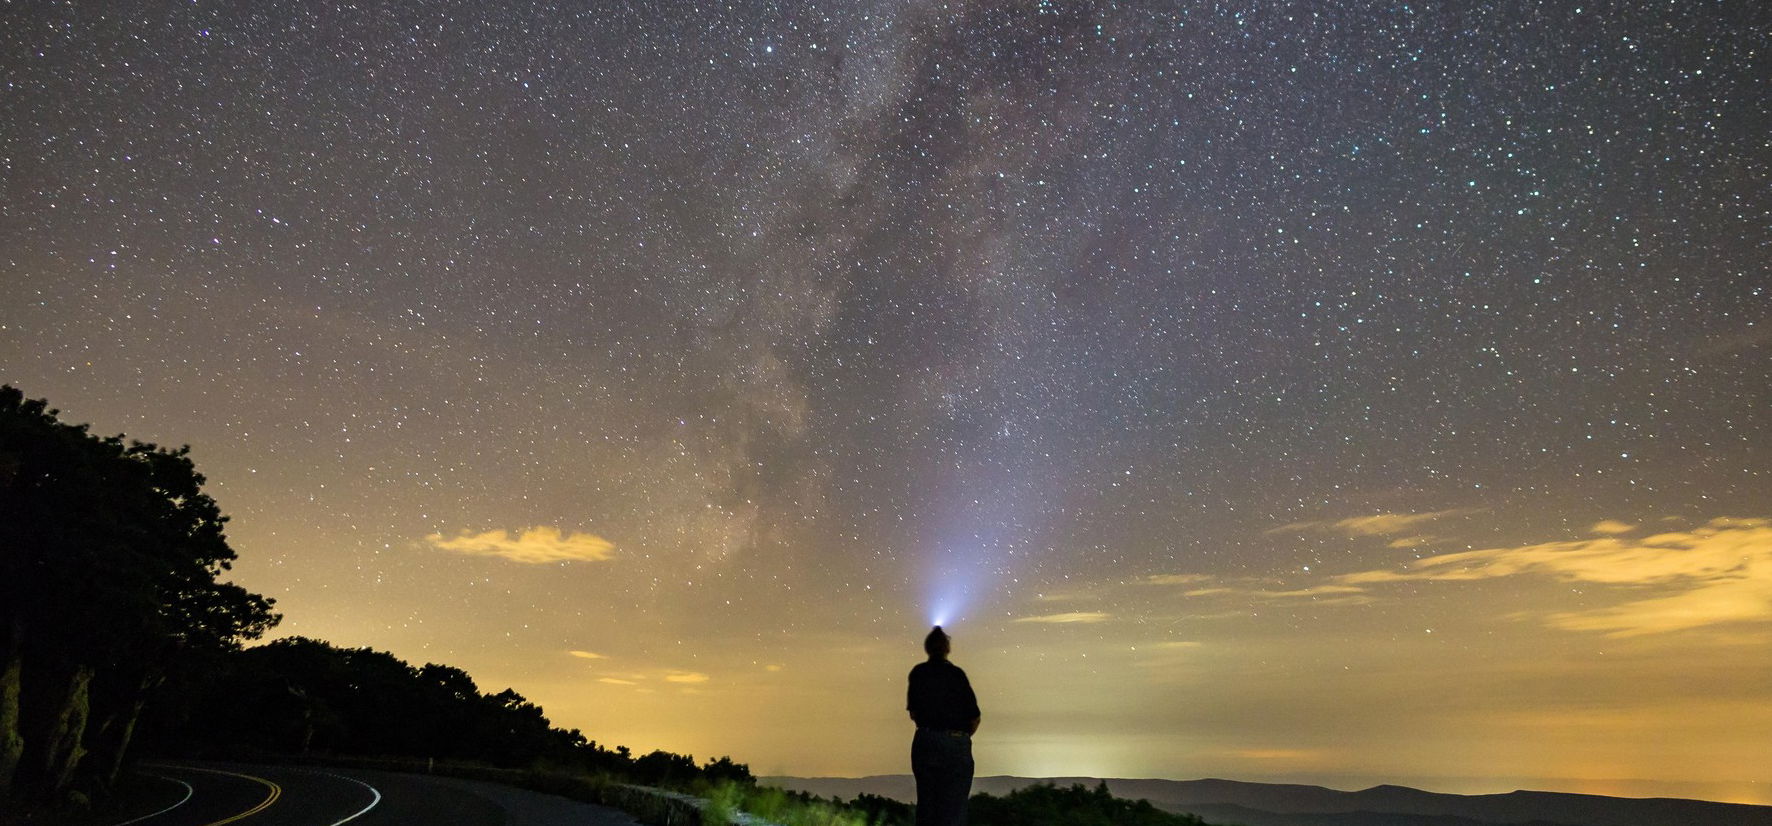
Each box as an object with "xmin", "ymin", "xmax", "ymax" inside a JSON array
[
  {"xmin": 223, "ymin": 509, "xmax": 1772, "ymax": 805},
  {"xmin": 4, "ymin": 0, "xmax": 1768, "ymax": 808}
]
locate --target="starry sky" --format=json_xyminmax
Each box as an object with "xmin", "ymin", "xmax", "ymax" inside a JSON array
[{"xmin": 4, "ymin": 0, "xmax": 1770, "ymax": 805}]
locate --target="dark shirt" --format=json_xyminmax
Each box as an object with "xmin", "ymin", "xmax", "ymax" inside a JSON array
[{"xmin": 907, "ymin": 659, "xmax": 980, "ymax": 733}]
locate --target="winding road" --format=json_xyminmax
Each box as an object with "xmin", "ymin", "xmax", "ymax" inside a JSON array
[{"xmin": 113, "ymin": 762, "xmax": 640, "ymax": 826}]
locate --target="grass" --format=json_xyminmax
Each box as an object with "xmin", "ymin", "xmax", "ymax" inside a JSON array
[{"xmin": 698, "ymin": 779, "xmax": 880, "ymax": 826}]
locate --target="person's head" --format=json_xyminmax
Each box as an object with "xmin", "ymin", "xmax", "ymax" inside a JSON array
[{"xmin": 924, "ymin": 625, "xmax": 951, "ymax": 660}]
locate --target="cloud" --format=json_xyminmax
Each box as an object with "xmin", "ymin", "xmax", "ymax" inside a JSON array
[
  {"xmin": 1144, "ymin": 573, "xmax": 1213, "ymax": 585},
  {"xmin": 1270, "ymin": 508, "xmax": 1482, "ymax": 537},
  {"xmin": 597, "ymin": 668, "xmax": 708, "ymax": 685},
  {"xmin": 1695, "ymin": 323, "xmax": 1772, "ymax": 357},
  {"xmin": 426, "ymin": 526, "xmax": 615, "ymax": 564},
  {"xmin": 1133, "ymin": 640, "xmax": 1205, "ymax": 673},
  {"xmin": 1336, "ymin": 517, "xmax": 1772, "ymax": 637},
  {"xmin": 1229, "ymin": 748, "xmax": 1325, "ymax": 762},
  {"xmin": 1013, "ymin": 611, "xmax": 1110, "ymax": 624},
  {"xmin": 1590, "ymin": 520, "xmax": 1636, "ymax": 535},
  {"xmin": 1184, "ymin": 584, "xmax": 1373, "ymax": 605},
  {"xmin": 567, "ymin": 650, "xmax": 606, "ymax": 660},
  {"xmin": 1546, "ymin": 578, "xmax": 1771, "ymax": 637}
]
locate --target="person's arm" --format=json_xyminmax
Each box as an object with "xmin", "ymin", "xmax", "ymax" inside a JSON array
[
  {"xmin": 961, "ymin": 668, "xmax": 981, "ymax": 734},
  {"xmin": 907, "ymin": 671, "xmax": 920, "ymax": 726}
]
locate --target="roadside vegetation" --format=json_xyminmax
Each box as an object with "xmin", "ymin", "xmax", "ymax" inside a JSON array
[{"xmin": 970, "ymin": 782, "xmax": 1212, "ymax": 825}]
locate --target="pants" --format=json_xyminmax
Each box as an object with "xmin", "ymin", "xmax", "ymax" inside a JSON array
[{"xmin": 912, "ymin": 727, "xmax": 974, "ymax": 826}]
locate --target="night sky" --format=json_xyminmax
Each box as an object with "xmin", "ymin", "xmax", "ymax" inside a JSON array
[{"xmin": 4, "ymin": 0, "xmax": 1769, "ymax": 804}]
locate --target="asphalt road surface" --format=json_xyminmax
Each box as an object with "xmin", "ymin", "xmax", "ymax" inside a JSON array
[{"xmin": 111, "ymin": 762, "xmax": 641, "ymax": 826}]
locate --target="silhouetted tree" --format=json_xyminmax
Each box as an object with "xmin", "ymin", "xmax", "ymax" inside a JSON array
[
  {"xmin": 701, "ymin": 755, "xmax": 754, "ymax": 786},
  {"xmin": 165, "ymin": 636, "xmax": 656, "ymax": 778},
  {"xmin": 0, "ymin": 386, "xmax": 279, "ymax": 803},
  {"xmin": 632, "ymin": 749, "xmax": 699, "ymax": 785},
  {"xmin": 968, "ymin": 782, "xmax": 1208, "ymax": 826}
]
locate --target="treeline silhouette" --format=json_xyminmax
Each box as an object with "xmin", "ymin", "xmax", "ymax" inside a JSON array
[
  {"xmin": 146, "ymin": 635, "xmax": 754, "ymax": 788},
  {"xmin": 971, "ymin": 782, "xmax": 1209, "ymax": 826},
  {"xmin": 709, "ymin": 782, "xmax": 1213, "ymax": 826},
  {"xmin": 0, "ymin": 386, "xmax": 279, "ymax": 806}
]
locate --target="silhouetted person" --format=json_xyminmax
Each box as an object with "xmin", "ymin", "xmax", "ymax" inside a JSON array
[{"xmin": 907, "ymin": 625, "xmax": 980, "ymax": 826}]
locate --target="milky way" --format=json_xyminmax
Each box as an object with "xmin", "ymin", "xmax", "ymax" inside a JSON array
[{"xmin": 3, "ymin": 1, "xmax": 1768, "ymax": 800}]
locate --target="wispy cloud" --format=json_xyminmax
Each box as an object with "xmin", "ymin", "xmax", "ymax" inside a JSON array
[
  {"xmin": 1132, "ymin": 640, "xmax": 1205, "ymax": 673},
  {"xmin": 1013, "ymin": 611, "xmax": 1111, "ymax": 624},
  {"xmin": 1184, "ymin": 583, "xmax": 1373, "ymax": 605},
  {"xmin": 598, "ymin": 677, "xmax": 638, "ymax": 686},
  {"xmin": 1590, "ymin": 519, "xmax": 1636, "ymax": 535},
  {"xmin": 426, "ymin": 526, "xmax": 615, "ymax": 564},
  {"xmin": 1695, "ymin": 323, "xmax": 1772, "ymax": 357},
  {"xmin": 664, "ymin": 671, "xmax": 711, "ymax": 683},
  {"xmin": 1270, "ymin": 508, "xmax": 1482, "ymax": 537},
  {"xmin": 1337, "ymin": 517, "xmax": 1772, "ymax": 637},
  {"xmin": 567, "ymin": 650, "xmax": 606, "ymax": 660},
  {"xmin": 1229, "ymin": 748, "xmax": 1326, "ymax": 761},
  {"xmin": 1144, "ymin": 573, "xmax": 1214, "ymax": 585}
]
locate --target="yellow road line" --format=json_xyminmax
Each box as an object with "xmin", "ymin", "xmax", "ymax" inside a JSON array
[
  {"xmin": 207, "ymin": 774, "xmax": 278, "ymax": 826},
  {"xmin": 156, "ymin": 765, "xmax": 282, "ymax": 826}
]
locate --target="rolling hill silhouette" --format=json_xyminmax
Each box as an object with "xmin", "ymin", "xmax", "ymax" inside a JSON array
[{"xmin": 766, "ymin": 775, "xmax": 1772, "ymax": 826}]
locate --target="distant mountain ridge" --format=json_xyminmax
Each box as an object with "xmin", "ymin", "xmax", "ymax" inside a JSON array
[{"xmin": 762, "ymin": 775, "xmax": 1772, "ymax": 826}]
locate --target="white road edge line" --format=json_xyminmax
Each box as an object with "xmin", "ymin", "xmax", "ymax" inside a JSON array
[
  {"xmin": 316, "ymin": 770, "xmax": 383, "ymax": 825},
  {"xmin": 111, "ymin": 773, "xmax": 195, "ymax": 825}
]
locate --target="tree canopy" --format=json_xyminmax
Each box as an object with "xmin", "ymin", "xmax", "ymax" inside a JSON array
[
  {"xmin": 969, "ymin": 782, "xmax": 1211, "ymax": 826},
  {"xmin": 156, "ymin": 635, "xmax": 755, "ymax": 789},
  {"xmin": 0, "ymin": 385, "xmax": 279, "ymax": 802}
]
